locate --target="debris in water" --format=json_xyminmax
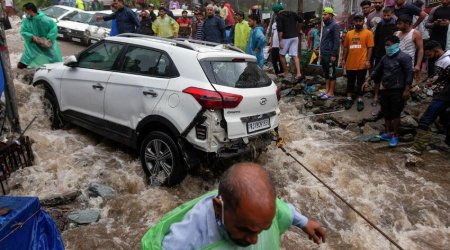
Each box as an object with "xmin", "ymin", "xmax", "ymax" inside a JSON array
[
  {"xmin": 405, "ymin": 153, "xmax": 424, "ymax": 167},
  {"xmin": 68, "ymin": 209, "xmax": 101, "ymax": 224},
  {"xmin": 41, "ymin": 190, "xmax": 81, "ymax": 207},
  {"xmin": 88, "ymin": 182, "xmax": 115, "ymax": 199}
]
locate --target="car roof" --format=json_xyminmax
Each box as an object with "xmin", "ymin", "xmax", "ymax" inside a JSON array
[
  {"xmin": 47, "ymin": 5, "xmax": 78, "ymax": 11},
  {"xmin": 104, "ymin": 36, "xmax": 255, "ymax": 60}
]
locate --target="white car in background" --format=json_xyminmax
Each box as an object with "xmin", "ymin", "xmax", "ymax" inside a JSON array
[
  {"xmin": 41, "ymin": 5, "xmax": 77, "ymax": 23},
  {"xmin": 57, "ymin": 10, "xmax": 94, "ymax": 45},
  {"xmin": 84, "ymin": 11, "xmax": 113, "ymax": 45}
]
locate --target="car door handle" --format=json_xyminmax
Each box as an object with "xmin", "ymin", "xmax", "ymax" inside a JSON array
[
  {"xmin": 143, "ymin": 90, "xmax": 158, "ymax": 97},
  {"xmin": 92, "ymin": 83, "xmax": 104, "ymax": 90}
]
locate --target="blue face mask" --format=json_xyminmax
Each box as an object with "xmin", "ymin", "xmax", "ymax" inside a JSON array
[{"xmin": 385, "ymin": 43, "xmax": 400, "ymax": 56}]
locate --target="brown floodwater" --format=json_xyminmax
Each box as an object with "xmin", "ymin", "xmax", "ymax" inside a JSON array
[{"xmin": 4, "ymin": 16, "xmax": 450, "ymax": 250}]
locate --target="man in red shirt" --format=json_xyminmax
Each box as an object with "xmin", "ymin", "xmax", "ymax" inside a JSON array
[{"xmin": 177, "ymin": 10, "xmax": 192, "ymax": 38}]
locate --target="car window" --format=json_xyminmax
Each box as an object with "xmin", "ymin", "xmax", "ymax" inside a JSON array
[
  {"xmin": 69, "ymin": 12, "xmax": 93, "ymax": 23},
  {"xmin": 78, "ymin": 42, "xmax": 124, "ymax": 71},
  {"xmin": 121, "ymin": 47, "xmax": 176, "ymax": 77},
  {"xmin": 42, "ymin": 7, "xmax": 69, "ymax": 19},
  {"xmin": 200, "ymin": 61, "xmax": 271, "ymax": 88},
  {"xmin": 90, "ymin": 13, "xmax": 112, "ymax": 28}
]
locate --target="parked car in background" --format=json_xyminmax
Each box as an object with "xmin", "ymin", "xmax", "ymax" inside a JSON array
[
  {"xmin": 33, "ymin": 35, "xmax": 280, "ymax": 186},
  {"xmin": 41, "ymin": 5, "xmax": 77, "ymax": 22},
  {"xmin": 84, "ymin": 11, "xmax": 112, "ymax": 45},
  {"xmin": 57, "ymin": 10, "xmax": 95, "ymax": 45}
]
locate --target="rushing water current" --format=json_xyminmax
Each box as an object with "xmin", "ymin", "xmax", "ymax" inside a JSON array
[{"xmin": 4, "ymin": 17, "xmax": 450, "ymax": 250}]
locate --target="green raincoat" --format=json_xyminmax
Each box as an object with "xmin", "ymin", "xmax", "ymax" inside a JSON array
[
  {"xmin": 141, "ymin": 191, "xmax": 293, "ymax": 250},
  {"xmin": 20, "ymin": 12, "xmax": 62, "ymax": 68}
]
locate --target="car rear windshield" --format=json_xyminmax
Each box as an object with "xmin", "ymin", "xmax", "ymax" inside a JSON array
[
  {"xmin": 200, "ymin": 61, "xmax": 271, "ymax": 88},
  {"xmin": 43, "ymin": 7, "xmax": 68, "ymax": 19}
]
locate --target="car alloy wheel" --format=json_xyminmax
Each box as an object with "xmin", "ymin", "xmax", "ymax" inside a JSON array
[{"xmin": 140, "ymin": 131, "xmax": 186, "ymax": 186}]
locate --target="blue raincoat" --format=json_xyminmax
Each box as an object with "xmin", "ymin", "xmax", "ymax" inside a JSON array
[
  {"xmin": 110, "ymin": 19, "xmax": 119, "ymax": 36},
  {"xmin": 246, "ymin": 25, "xmax": 266, "ymax": 68}
]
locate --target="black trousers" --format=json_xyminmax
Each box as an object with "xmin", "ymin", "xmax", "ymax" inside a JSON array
[
  {"xmin": 271, "ymin": 47, "xmax": 283, "ymax": 75},
  {"xmin": 346, "ymin": 69, "xmax": 367, "ymax": 97}
]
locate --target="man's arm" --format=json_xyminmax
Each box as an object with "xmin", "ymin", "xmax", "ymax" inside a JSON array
[
  {"xmin": 46, "ymin": 19, "xmax": 59, "ymax": 41},
  {"xmin": 331, "ymin": 23, "xmax": 340, "ymax": 61},
  {"xmin": 172, "ymin": 19, "xmax": 180, "ymax": 38},
  {"xmin": 366, "ymin": 32, "xmax": 375, "ymax": 69},
  {"xmin": 218, "ymin": 17, "xmax": 225, "ymax": 42},
  {"xmin": 413, "ymin": 30, "xmax": 424, "ymax": 79},
  {"xmin": 129, "ymin": 9, "xmax": 141, "ymax": 32},
  {"xmin": 288, "ymin": 204, "xmax": 326, "ymax": 245},
  {"xmin": 341, "ymin": 33, "xmax": 349, "ymax": 67},
  {"xmin": 20, "ymin": 20, "xmax": 34, "ymax": 42},
  {"xmin": 413, "ymin": 10, "xmax": 427, "ymax": 29},
  {"xmin": 425, "ymin": 7, "xmax": 436, "ymax": 29},
  {"xmin": 101, "ymin": 11, "xmax": 117, "ymax": 22}
]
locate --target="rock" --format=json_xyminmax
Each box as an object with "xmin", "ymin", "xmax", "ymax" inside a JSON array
[
  {"xmin": 353, "ymin": 134, "xmax": 378, "ymax": 142},
  {"xmin": 334, "ymin": 77, "xmax": 347, "ymax": 95},
  {"xmin": 68, "ymin": 209, "xmax": 101, "ymax": 224},
  {"xmin": 267, "ymin": 73, "xmax": 277, "ymax": 82},
  {"xmin": 305, "ymin": 101, "xmax": 314, "ymax": 108},
  {"xmin": 41, "ymin": 190, "xmax": 81, "ymax": 207},
  {"xmin": 400, "ymin": 134, "xmax": 415, "ymax": 142},
  {"xmin": 405, "ymin": 153, "xmax": 424, "ymax": 167},
  {"xmin": 346, "ymin": 123, "xmax": 360, "ymax": 133},
  {"xmin": 87, "ymin": 182, "xmax": 115, "ymax": 199},
  {"xmin": 280, "ymin": 88, "xmax": 293, "ymax": 97},
  {"xmin": 362, "ymin": 123, "xmax": 379, "ymax": 135},
  {"xmin": 401, "ymin": 116, "xmax": 418, "ymax": 128},
  {"xmin": 366, "ymin": 120, "xmax": 385, "ymax": 132}
]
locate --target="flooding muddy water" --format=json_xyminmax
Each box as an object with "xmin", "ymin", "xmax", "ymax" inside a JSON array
[{"xmin": 4, "ymin": 16, "xmax": 450, "ymax": 250}]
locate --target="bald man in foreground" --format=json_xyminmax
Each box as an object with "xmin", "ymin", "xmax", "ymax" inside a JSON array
[{"xmin": 141, "ymin": 162, "xmax": 326, "ymax": 249}]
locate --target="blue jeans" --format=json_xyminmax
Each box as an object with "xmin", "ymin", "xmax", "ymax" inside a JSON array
[{"xmin": 418, "ymin": 99, "xmax": 450, "ymax": 130}]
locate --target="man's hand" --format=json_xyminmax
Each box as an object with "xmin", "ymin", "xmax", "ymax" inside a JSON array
[
  {"xmin": 440, "ymin": 19, "xmax": 450, "ymax": 27},
  {"xmin": 301, "ymin": 219, "xmax": 326, "ymax": 245},
  {"xmin": 96, "ymin": 15, "xmax": 104, "ymax": 22},
  {"xmin": 32, "ymin": 36, "xmax": 38, "ymax": 42},
  {"xmin": 330, "ymin": 56, "xmax": 337, "ymax": 63},
  {"xmin": 365, "ymin": 60, "xmax": 371, "ymax": 69},
  {"xmin": 340, "ymin": 60, "xmax": 346, "ymax": 68},
  {"xmin": 361, "ymin": 80, "xmax": 370, "ymax": 91},
  {"xmin": 279, "ymin": 40, "xmax": 283, "ymax": 49},
  {"xmin": 414, "ymin": 65, "xmax": 421, "ymax": 81},
  {"xmin": 403, "ymin": 86, "xmax": 411, "ymax": 101}
]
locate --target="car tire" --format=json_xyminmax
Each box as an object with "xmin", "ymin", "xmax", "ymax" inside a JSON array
[
  {"xmin": 140, "ymin": 131, "xmax": 186, "ymax": 186},
  {"xmin": 43, "ymin": 91, "xmax": 64, "ymax": 129}
]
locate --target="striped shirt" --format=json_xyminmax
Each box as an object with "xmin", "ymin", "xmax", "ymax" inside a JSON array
[
  {"xmin": 396, "ymin": 29, "xmax": 416, "ymax": 67},
  {"xmin": 195, "ymin": 21, "xmax": 204, "ymax": 40}
]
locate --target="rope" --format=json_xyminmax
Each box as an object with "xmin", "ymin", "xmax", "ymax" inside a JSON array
[
  {"xmin": 277, "ymin": 143, "xmax": 404, "ymax": 250},
  {"xmin": 0, "ymin": 208, "xmax": 42, "ymax": 243}
]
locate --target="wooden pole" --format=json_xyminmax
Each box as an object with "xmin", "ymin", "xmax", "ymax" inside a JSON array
[{"xmin": 0, "ymin": 0, "xmax": 21, "ymax": 133}]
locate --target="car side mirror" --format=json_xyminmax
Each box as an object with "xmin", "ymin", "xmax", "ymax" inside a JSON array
[{"xmin": 64, "ymin": 55, "xmax": 78, "ymax": 67}]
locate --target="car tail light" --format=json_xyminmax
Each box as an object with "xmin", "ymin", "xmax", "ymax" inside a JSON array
[
  {"xmin": 276, "ymin": 87, "xmax": 281, "ymax": 101},
  {"xmin": 183, "ymin": 87, "xmax": 243, "ymax": 109}
]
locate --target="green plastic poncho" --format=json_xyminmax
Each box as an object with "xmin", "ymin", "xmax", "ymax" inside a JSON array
[
  {"xmin": 20, "ymin": 12, "xmax": 62, "ymax": 68},
  {"xmin": 141, "ymin": 191, "xmax": 293, "ymax": 250}
]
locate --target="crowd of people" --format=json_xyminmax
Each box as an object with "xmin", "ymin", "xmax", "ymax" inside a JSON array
[{"xmin": 312, "ymin": 0, "xmax": 449, "ymax": 150}]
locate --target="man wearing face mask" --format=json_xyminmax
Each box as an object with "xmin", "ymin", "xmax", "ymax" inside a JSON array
[
  {"xmin": 18, "ymin": 2, "xmax": 62, "ymax": 69},
  {"xmin": 368, "ymin": 35, "xmax": 413, "ymax": 147},
  {"xmin": 141, "ymin": 162, "xmax": 326, "ymax": 249}
]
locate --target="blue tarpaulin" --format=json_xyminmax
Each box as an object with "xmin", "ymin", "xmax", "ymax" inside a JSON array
[
  {"xmin": 0, "ymin": 196, "xmax": 64, "ymax": 250},
  {"xmin": 0, "ymin": 59, "xmax": 5, "ymax": 98}
]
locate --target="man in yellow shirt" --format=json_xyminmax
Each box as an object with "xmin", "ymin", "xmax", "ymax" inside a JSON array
[
  {"xmin": 153, "ymin": 7, "xmax": 179, "ymax": 38},
  {"xmin": 233, "ymin": 11, "xmax": 250, "ymax": 51}
]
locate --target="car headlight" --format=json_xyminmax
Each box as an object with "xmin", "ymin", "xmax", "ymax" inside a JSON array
[{"xmin": 85, "ymin": 30, "xmax": 90, "ymax": 36}]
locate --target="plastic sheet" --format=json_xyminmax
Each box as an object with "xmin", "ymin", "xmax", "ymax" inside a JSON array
[{"xmin": 0, "ymin": 196, "xmax": 64, "ymax": 250}]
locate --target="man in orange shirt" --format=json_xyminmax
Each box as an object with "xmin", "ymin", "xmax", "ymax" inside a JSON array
[{"xmin": 342, "ymin": 13, "xmax": 374, "ymax": 111}]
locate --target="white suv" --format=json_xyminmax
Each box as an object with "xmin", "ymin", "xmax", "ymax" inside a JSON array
[{"xmin": 33, "ymin": 35, "xmax": 281, "ymax": 186}]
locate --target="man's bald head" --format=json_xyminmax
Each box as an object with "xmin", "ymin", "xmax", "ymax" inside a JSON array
[
  {"xmin": 218, "ymin": 162, "xmax": 276, "ymax": 210},
  {"xmin": 216, "ymin": 162, "xmax": 276, "ymax": 246}
]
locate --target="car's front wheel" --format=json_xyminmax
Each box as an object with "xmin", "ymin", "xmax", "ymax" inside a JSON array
[
  {"xmin": 140, "ymin": 131, "xmax": 186, "ymax": 186},
  {"xmin": 43, "ymin": 91, "xmax": 64, "ymax": 129}
]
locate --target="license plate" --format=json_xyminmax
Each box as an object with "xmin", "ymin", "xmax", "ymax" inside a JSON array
[
  {"xmin": 247, "ymin": 118, "xmax": 270, "ymax": 134},
  {"xmin": 71, "ymin": 37, "xmax": 81, "ymax": 42},
  {"xmin": 57, "ymin": 33, "xmax": 64, "ymax": 38}
]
